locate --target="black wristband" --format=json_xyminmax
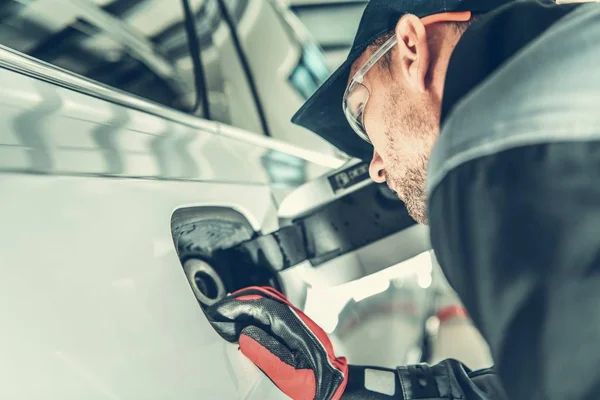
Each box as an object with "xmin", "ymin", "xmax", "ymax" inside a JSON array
[{"xmin": 342, "ymin": 365, "xmax": 403, "ymax": 399}]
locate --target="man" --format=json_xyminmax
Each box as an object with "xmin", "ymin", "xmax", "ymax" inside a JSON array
[{"xmin": 207, "ymin": 0, "xmax": 600, "ymax": 399}]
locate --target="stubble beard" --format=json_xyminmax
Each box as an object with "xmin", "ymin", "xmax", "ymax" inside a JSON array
[{"xmin": 382, "ymin": 89, "xmax": 439, "ymax": 225}]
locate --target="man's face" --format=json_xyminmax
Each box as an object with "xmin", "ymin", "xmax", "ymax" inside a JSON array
[{"xmin": 350, "ymin": 49, "xmax": 440, "ymax": 224}]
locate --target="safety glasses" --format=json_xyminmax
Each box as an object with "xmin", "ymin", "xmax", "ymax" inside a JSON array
[{"xmin": 342, "ymin": 12, "xmax": 472, "ymax": 144}]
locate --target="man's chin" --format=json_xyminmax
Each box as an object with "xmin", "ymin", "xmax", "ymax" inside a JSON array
[
  {"xmin": 403, "ymin": 197, "xmax": 428, "ymax": 224},
  {"xmin": 385, "ymin": 180, "xmax": 427, "ymax": 224},
  {"xmin": 386, "ymin": 183, "xmax": 404, "ymax": 201},
  {"xmin": 408, "ymin": 208, "xmax": 428, "ymax": 225},
  {"xmin": 397, "ymin": 188, "xmax": 428, "ymax": 225}
]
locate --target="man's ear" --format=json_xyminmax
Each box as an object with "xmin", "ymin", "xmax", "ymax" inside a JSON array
[{"xmin": 394, "ymin": 14, "xmax": 429, "ymax": 92}]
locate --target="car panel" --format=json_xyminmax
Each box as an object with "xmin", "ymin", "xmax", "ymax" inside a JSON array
[
  {"xmin": 0, "ymin": 173, "xmax": 290, "ymax": 400},
  {"xmin": 0, "ymin": 33, "xmax": 331, "ymax": 399},
  {"xmin": 0, "ymin": 44, "xmax": 343, "ymax": 183},
  {"xmin": 0, "ymin": 0, "xmax": 345, "ymax": 156}
]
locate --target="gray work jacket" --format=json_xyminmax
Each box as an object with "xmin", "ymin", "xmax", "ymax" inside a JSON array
[{"xmin": 421, "ymin": 1, "xmax": 600, "ymax": 400}]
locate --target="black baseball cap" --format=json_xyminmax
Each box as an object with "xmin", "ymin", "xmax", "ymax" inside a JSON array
[{"xmin": 291, "ymin": 0, "xmax": 513, "ymax": 160}]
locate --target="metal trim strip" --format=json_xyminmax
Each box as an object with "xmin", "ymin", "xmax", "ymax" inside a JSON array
[{"xmin": 0, "ymin": 44, "xmax": 348, "ymax": 169}]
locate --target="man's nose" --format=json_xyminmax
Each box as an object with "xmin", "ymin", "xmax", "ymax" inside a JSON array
[{"xmin": 369, "ymin": 150, "xmax": 386, "ymax": 183}]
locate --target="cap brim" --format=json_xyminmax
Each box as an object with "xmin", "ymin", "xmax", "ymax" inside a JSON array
[{"xmin": 291, "ymin": 46, "xmax": 373, "ymax": 161}]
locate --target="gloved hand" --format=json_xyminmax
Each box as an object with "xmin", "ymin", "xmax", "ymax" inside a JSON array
[{"xmin": 206, "ymin": 286, "xmax": 403, "ymax": 400}]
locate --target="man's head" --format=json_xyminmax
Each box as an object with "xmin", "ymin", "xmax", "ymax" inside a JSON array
[
  {"xmin": 291, "ymin": 0, "xmax": 512, "ymax": 224},
  {"xmin": 348, "ymin": 14, "xmax": 474, "ymax": 224}
]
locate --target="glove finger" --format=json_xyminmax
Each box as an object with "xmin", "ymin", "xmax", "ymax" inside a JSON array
[
  {"xmin": 205, "ymin": 291, "xmax": 283, "ymax": 342},
  {"xmin": 208, "ymin": 320, "xmax": 244, "ymax": 343},
  {"xmin": 240, "ymin": 325, "xmax": 317, "ymax": 400},
  {"xmin": 206, "ymin": 287, "xmax": 312, "ymax": 348},
  {"xmin": 207, "ymin": 287, "xmax": 348, "ymax": 399},
  {"xmin": 225, "ymin": 287, "xmax": 340, "ymax": 357},
  {"xmin": 205, "ymin": 295, "xmax": 253, "ymax": 342}
]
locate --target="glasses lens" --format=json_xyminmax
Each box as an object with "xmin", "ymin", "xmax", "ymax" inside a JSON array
[{"xmin": 343, "ymin": 81, "xmax": 371, "ymax": 143}]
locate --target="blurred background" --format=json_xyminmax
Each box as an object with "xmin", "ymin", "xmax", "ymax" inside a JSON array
[{"xmin": 286, "ymin": 0, "xmax": 365, "ymax": 70}]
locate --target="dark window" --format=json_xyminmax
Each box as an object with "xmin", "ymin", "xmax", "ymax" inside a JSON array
[
  {"xmin": 0, "ymin": 0, "xmax": 323, "ymax": 139},
  {"xmin": 148, "ymin": 0, "xmax": 226, "ymax": 121},
  {"xmin": 146, "ymin": 0, "xmax": 263, "ymax": 132},
  {"xmin": 0, "ymin": 0, "xmax": 194, "ymax": 112}
]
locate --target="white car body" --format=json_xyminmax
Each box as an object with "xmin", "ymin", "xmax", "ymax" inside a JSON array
[{"xmin": 0, "ymin": 41, "xmax": 341, "ymax": 398}]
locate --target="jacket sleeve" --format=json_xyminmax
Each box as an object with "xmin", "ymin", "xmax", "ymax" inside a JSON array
[
  {"xmin": 425, "ymin": 4, "xmax": 600, "ymax": 398},
  {"xmin": 427, "ymin": 141, "xmax": 600, "ymax": 400},
  {"xmin": 341, "ymin": 361, "xmax": 508, "ymax": 400},
  {"xmin": 393, "ymin": 360, "xmax": 509, "ymax": 400}
]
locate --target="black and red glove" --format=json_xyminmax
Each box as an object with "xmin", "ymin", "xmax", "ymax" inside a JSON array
[
  {"xmin": 205, "ymin": 286, "xmax": 349, "ymax": 400},
  {"xmin": 206, "ymin": 287, "xmax": 505, "ymax": 399}
]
